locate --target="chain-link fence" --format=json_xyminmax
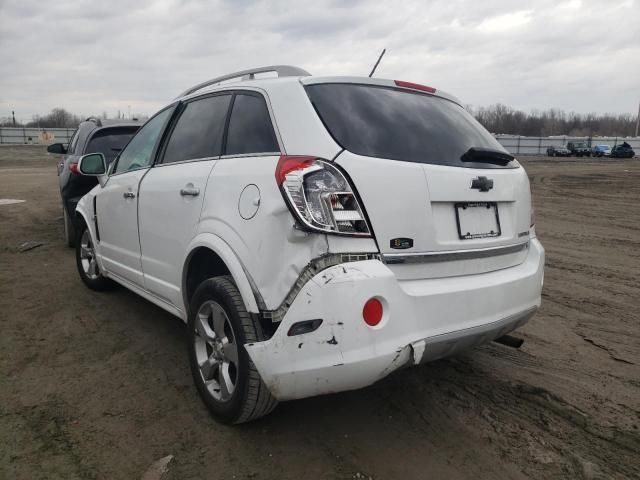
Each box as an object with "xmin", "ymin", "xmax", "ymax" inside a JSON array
[
  {"xmin": 0, "ymin": 127, "xmax": 75, "ymax": 145},
  {"xmin": 495, "ymin": 135, "xmax": 640, "ymax": 155}
]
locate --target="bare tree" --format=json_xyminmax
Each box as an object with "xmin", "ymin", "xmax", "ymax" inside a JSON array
[
  {"xmin": 471, "ymin": 104, "xmax": 636, "ymax": 137},
  {"xmin": 25, "ymin": 108, "xmax": 82, "ymax": 128}
]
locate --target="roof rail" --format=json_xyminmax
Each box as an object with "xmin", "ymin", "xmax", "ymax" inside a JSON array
[
  {"xmin": 176, "ymin": 65, "xmax": 311, "ymax": 99},
  {"xmin": 84, "ymin": 116, "xmax": 102, "ymax": 127}
]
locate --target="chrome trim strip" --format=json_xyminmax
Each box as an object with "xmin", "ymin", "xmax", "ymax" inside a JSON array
[
  {"xmin": 219, "ymin": 152, "xmax": 280, "ymax": 159},
  {"xmin": 416, "ymin": 306, "xmax": 538, "ymax": 364},
  {"xmin": 383, "ymin": 241, "xmax": 529, "ymax": 265}
]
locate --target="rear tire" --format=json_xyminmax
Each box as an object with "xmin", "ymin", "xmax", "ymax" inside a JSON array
[
  {"xmin": 75, "ymin": 221, "xmax": 114, "ymax": 291},
  {"xmin": 187, "ymin": 276, "xmax": 277, "ymax": 424},
  {"xmin": 63, "ymin": 206, "xmax": 76, "ymax": 248}
]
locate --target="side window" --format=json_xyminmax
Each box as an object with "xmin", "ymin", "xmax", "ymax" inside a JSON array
[
  {"xmin": 225, "ymin": 94, "xmax": 279, "ymax": 155},
  {"xmin": 113, "ymin": 107, "xmax": 173, "ymax": 174},
  {"xmin": 162, "ymin": 94, "xmax": 231, "ymax": 164}
]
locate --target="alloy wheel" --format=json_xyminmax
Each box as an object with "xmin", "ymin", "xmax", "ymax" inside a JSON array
[
  {"xmin": 193, "ymin": 300, "xmax": 239, "ymax": 402},
  {"xmin": 79, "ymin": 230, "xmax": 99, "ymax": 280}
]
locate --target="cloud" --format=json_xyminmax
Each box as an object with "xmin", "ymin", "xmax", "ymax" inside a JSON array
[
  {"xmin": 0, "ymin": 0, "xmax": 638, "ymax": 121},
  {"xmin": 476, "ymin": 10, "xmax": 533, "ymax": 33}
]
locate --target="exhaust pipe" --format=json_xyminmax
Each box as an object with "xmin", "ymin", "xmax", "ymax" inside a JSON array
[{"xmin": 494, "ymin": 334, "xmax": 524, "ymax": 349}]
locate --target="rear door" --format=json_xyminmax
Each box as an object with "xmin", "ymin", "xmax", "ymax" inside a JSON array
[
  {"xmin": 138, "ymin": 93, "xmax": 232, "ymax": 309},
  {"xmin": 305, "ymin": 82, "xmax": 532, "ymax": 280},
  {"xmin": 96, "ymin": 107, "xmax": 174, "ymax": 287}
]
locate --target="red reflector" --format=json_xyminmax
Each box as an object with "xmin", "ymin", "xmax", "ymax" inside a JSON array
[
  {"xmin": 275, "ymin": 155, "xmax": 315, "ymax": 185},
  {"xmin": 69, "ymin": 162, "xmax": 79, "ymax": 174},
  {"xmin": 363, "ymin": 298, "xmax": 383, "ymax": 327},
  {"xmin": 394, "ymin": 80, "xmax": 436, "ymax": 94}
]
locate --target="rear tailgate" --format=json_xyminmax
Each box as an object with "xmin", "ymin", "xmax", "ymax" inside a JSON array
[
  {"xmin": 305, "ymin": 79, "xmax": 532, "ymax": 280},
  {"xmin": 335, "ymin": 151, "xmax": 531, "ymax": 279}
]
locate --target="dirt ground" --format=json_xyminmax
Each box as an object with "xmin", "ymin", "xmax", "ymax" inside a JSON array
[{"xmin": 1, "ymin": 145, "xmax": 638, "ymax": 480}]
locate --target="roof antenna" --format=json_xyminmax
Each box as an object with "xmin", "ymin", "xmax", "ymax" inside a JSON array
[{"xmin": 368, "ymin": 48, "xmax": 386, "ymax": 77}]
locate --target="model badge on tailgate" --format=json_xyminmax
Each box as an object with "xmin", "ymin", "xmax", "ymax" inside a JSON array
[{"xmin": 390, "ymin": 238, "xmax": 414, "ymax": 249}]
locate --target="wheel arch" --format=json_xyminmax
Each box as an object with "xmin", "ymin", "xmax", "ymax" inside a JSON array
[
  {"xmin": 182, "ymin": 234, "xmax": 260, "ymax": 315},
  {"xmin": 74, "ymin": 205, "xmax": 91, "ymax": 228}
]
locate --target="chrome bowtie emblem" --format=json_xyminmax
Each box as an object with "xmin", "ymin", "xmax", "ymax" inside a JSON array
[{"xmin": 471, "ymin": 176, "xmax": 494, "ymax": 192}]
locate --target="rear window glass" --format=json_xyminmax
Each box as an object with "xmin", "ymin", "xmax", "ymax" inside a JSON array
[
  {"xmin": 225, "ymin": 94, "xmax": 279, "ymax": 155},
  {"xmin": 86, "ymin": 127, "xmax": 138, "ymax": 164},
  {"xmin": 306, "ymin": 83, "xmax": 514, "ymax": 168}
]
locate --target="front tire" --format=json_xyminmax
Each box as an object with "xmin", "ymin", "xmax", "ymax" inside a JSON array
[
  {"xmin": 75, "ymin": 221, "xmax": 114, "ymax": 291},
  {"xmin": 187, "ymin": 276, "xmax": 277, "ymax": 424}
]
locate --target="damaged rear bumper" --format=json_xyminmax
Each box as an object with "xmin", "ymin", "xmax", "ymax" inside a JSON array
[{"xmin": 245, "ymin": 239, "xmax": 544, "ymax": 401}]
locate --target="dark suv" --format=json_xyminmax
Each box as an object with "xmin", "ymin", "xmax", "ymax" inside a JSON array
[
  {"xmin": 546, "ymin": 145, "xmax": 571, "ymax": 157},
  {"xmin": 610, "ymin": 142, "xmax": 635, "ymax": 158},
  {"xmin": 566, "ymin": 141, "xmax": 591, "ymax": 157},
  {"xmin": 47, "ymin": 117, "xmax": 141, "ymax": 246}
]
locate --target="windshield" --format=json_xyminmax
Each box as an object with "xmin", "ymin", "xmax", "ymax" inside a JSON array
[
  {"xmin": 86, "ymin": 127, "xmax": 139, "ymax": 164},
  {"xmin": 305, "ymin": 83, "xmax": 516, "ymax": 168}
]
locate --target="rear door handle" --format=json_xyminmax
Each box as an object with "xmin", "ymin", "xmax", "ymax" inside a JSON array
[
  {"xmin": 123, "ymin": 191, "xmax": 136, "ymax": 199},
  {"xmin": 180, "ymin": 185, "xmax": 200, "ymax": 197}
]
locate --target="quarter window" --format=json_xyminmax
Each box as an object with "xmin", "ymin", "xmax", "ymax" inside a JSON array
[
  {"xmin": 162, "ymin": 94, "xmax": 231, "ymax": 164},
  {"xmin": 225, "ymin": 94, "xmax": 278, "ymax": 155},
  {"xmin": 113, "ymin": 107, "xmax": 173, "ymax": 174}
]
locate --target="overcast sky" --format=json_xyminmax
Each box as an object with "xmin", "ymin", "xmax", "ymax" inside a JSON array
[{"xmin": 1, "ymin": 0, "xmax": 638, "ymax": 121}]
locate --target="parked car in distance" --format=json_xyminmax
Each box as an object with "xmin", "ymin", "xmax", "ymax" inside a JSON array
[
  {"xmin": 47, "ymin": 117, "xmax": 141, "ymax": 246},
  {"xmin": 610, "ymin": 142, "xmax": 635, "ymax": 158},
  {"xmin": 566, "ymin": 141, "xmax": 591, "ymax": 157},
  {"xmin": 72, "ymin": 65, "xmax": 544, "ymax": 424},
  {"xmin": 591, "ymin": 144, "xmax": 611, "ymax": 157},
  {"xmin": 546, "ymin": 145, "xmax": 571, "ymax": 157}
]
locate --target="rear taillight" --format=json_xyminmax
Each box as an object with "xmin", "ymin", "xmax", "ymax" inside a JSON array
[
  {"xmin": 69, "ymin": 162, "xmax": 79, "ymax": 174},
  {"xmin": 530, "ymin": 204, "xmax": 535, "ymax": 228},
  {"xmin": 530, "ymin": 181, "xmax": 535, "ymax": 228},
  {"xmin": 276, "ymin": 155, "xmax": 371, "ymax": 236}
]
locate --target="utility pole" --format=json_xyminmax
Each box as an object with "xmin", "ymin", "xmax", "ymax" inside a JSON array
[
  {"xmin": 635, "ymin": 100, "xmax": 639, "ymax": 137},
  {"xmin": 12, "ymin": 111, "xmax": 16, "ymax": 127}
]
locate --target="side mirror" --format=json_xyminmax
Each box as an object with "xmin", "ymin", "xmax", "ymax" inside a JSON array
[
  {"xmin": 47, "ymin": 143, "xmax": 67, "ymax": 154},
  {"xmin": 78, "ymin": 153, "xmax": 107, "ymax": 176}
]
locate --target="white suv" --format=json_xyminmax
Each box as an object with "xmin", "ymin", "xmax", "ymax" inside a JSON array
[{"xmin": 74, "ymin": 65, "xmax": 544, "ymax": 424}]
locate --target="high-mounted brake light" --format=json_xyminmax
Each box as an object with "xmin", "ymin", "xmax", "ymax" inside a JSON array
[
  {"xmin": 394, "ymin": 80, "xmax": 436, "ymax": 94},
  {"xmin": 69, "ymin": 162, "xmax": 79, "ymax": 174},
  {"xmin": 276, "ymin": 155, "xmax": 371, "ymax": 237}
]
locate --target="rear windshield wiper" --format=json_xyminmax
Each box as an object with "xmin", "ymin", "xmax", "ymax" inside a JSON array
[{"xmin": 461, "ymin": 147, "xmax": 514, "ymax": 166}]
